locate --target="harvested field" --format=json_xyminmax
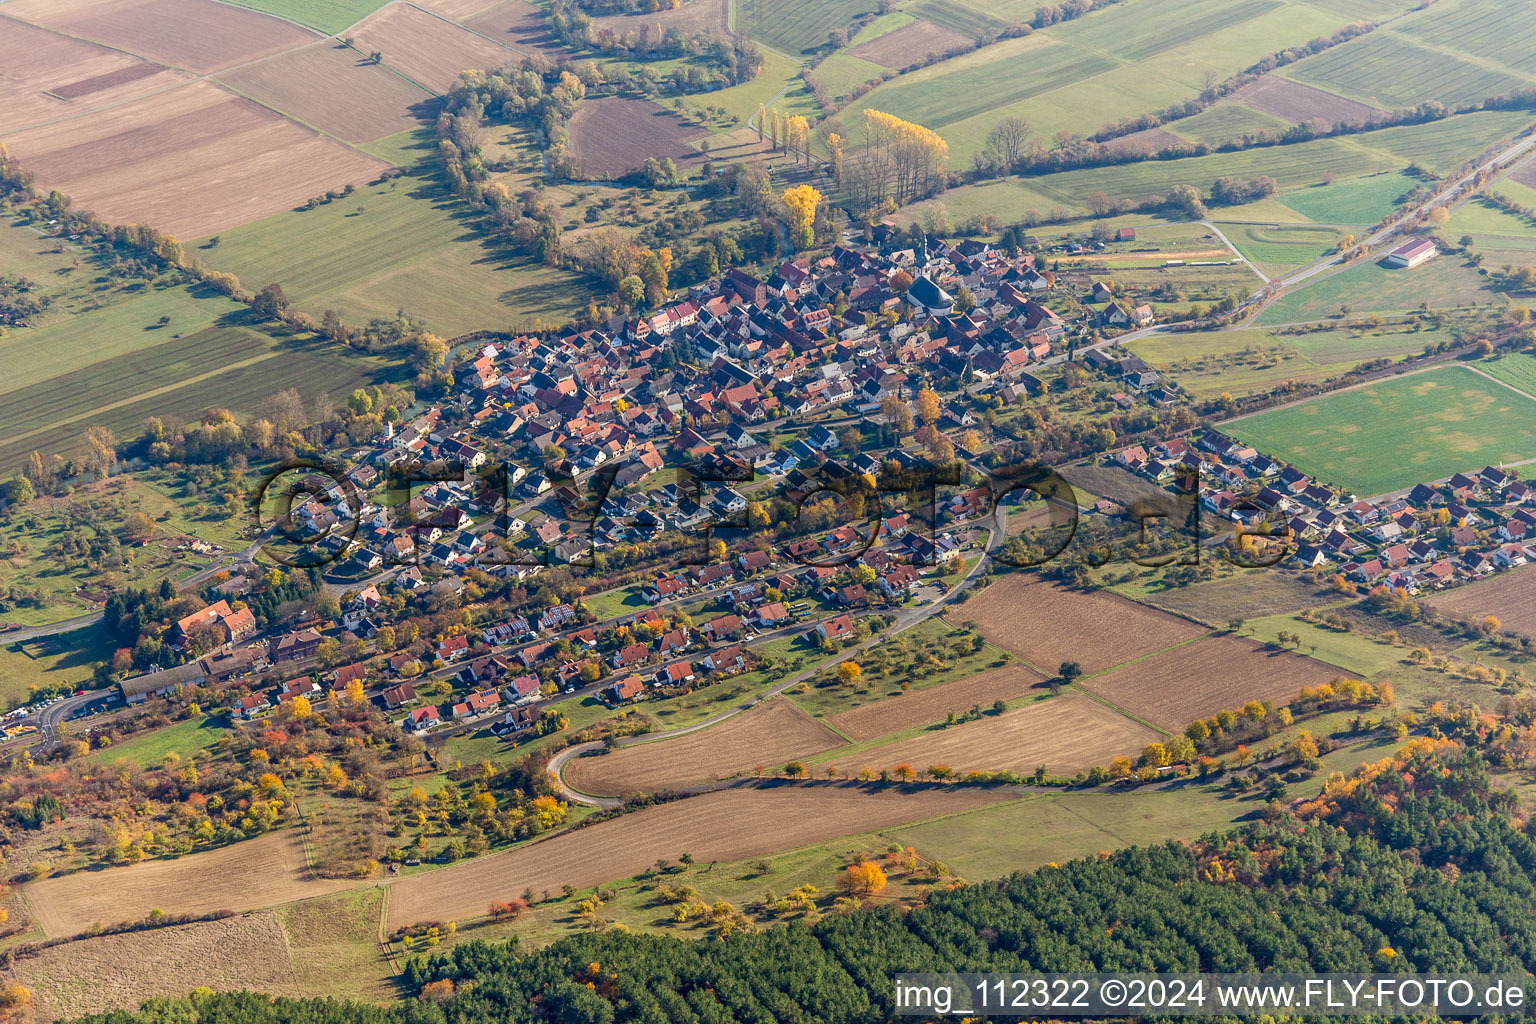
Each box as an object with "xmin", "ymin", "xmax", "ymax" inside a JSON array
[
  {"xmin": 1080, "ymin": 635, "xmax": 1344, "ymax": 731},
  {"xmin": 0, "ymin": 19, "xmax": 192, "ymax": 135},
  {"xmin": 592, "ymin": 0, "xmax": 730, "ymax": 39},
  {"xmin": 386, "ymin": 787, "xmax": 1012, "ymax": 928},
  {"xmin": 1232, "ymin": 75, "xmax": 1382, "ymax": 126},
  {"xmin": 824, "ymin": 693, "xmax": 1158, "ymax": 776},
  {"xmin": 965, "ymin": 575, "xmax": 1207, "ymax": 675},
  {"xmin": 4, "ymin": 913, "xmax": 300, "ymax": 1023},
  {"xmin": 568, "ymin": 97, "xmax": 713, "ymax": 178},
  {"xmin": 1137, "ymin": 573, "xmax": 1330, "ymax": 627},
  {"xmin": 1425, "ymin": 566, "xmax": 1536, "ymax": 636},
  {"xmin": 847, "ymin": 19, "xmax": 972, "ymax": 70},
  {"xmin": 466, "ymin": 0, "xmax": 568, "ymax": 57},
  {"xmin": 563, "ymin": 698, "xmax": 847, "ymax": 796},
  {"xmin": 218, "ymin": 42, "xmax": 434, "ymax": 144},
  {"xmin": 349, "ymin": 2, "xmax": 521, "ymax": 94},
  {"xmin": 827, "ymin": 663, "xmax": 1046, "ymax": 740},
  {"xmin": 1100, "ymin": 126, "xmax": 1183, "ymax": 156},
  {"xmin": 1, "ymin": 80, "xmax": 388, "ymax": 238},
  {"xmin": 1512, "ymin": 162, "xmax": 1536, "ymax": 190},
  {"xmin": 1, "ymin": 0, "xmax": 318, "ymax": 75},
  {"xmin": 22, "ymin": 830, "xmax": 357, "ymax": 938}
]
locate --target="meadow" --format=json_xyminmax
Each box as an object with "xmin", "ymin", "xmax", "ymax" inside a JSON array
[
  {"xmin": 196, "ymin": 165, "xmax": 592, "ymax": 336},
  {"xmin": 1254, "ymin": 253, "xmax": 1497, "ymax": 323},
  {"xmin": 837, "ymin": 0, "xmax": 1359, "ymax": 163},
  {"xmin": 1282, "ymin": 29, "xmax": 1534, "ymax": 109},
  {"xmin": 1274, "ymin": 170, "xmax": 1420, "ymax": 225},
  {"xmin": 0, "ymin": 628, "xmax": 113, "ymax": 707},
  {"xmin": 1479, "ymin": 353, "xmax": 1536, "ymax": 398},
  {"xmin": 1224, "ymin": 365, "xmax": 1536, "ymax": 495},
  {"xmin": 1168, "ymin": 102, "xmax": 1291, "ymax": 146},
  {"xmin": 1126, "ymin": 324, "xmax": 1451, "ymax": 398},
  {"xmin": 1358, "ymin": 109, "xmax": 1536, "ymax": 175},
  {"xmin": 737, "ymin": 0, "xmax": 875, "ymax": 56},
  {"xmin": 1215, "ymin": 222, "xmax": 1343, "ymax": 276}
]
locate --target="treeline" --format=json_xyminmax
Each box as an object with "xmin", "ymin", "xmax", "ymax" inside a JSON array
[
  {"xmin": 69, "ymin": 743, "xmax": 1536, "ymax": 1024},
  {"xmin": 547, "ymin": 1, "xmax": 761, "ymax": 90}
]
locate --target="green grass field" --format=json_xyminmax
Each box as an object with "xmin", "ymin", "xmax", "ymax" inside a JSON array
[
  {"xmin": 1255, "ymin": 253, "xmax": 1497, "ymax": 324},
  {"xmin": 1127, "ymin": 324, "xmax": 1452, "ymax": 397},
  {"xmin": 903, "ymin": 0, "xmax": 1009, "ymax": 38},
  {"xmin": 1225, "ymin": 365, "xmax": 1536, "ymax": 494},
  {"xmin": 1168, "ymin": 101, "xmax": 1292, "ymax": 146},
  {"xmin": 1286, "ymin": 29, "xmax": 1534, "ymax": 108},
  {"xmin": 849, "ymin": 10, "xmax": 913, "ymax": 44},
  {"xmin": 739, "ymin": 0, "xmax": 875, "ymax": 55},
  {"xmin": 0, "ymin": 628, "xmax": 113, "ymax": 708},
  {"xmin": 221, "ymin": 0, "xmax": 387, "ymax": 33},
  {"xmin": 1217, "ymin": 222, "xmax": 1343, "ymax": 275},
  {"xmin": 839, "ymin": 0, "xmax": 1351, "ymax": 162},
  {"xmin": 1274, "ymin": 171, "xmax": 1420, "ymax": 225},
  {"xmin": 1395, "ymin": 0, "xmax": 1536, "ymax": 78},
  {"xmin": 88, "ymin": 716, "xmax": 233, "ymax": 768},
  {"xmin": 1479, "ymin": 353, "xmax": 1536, "ymax": 398},
  {"xmin": 0, "ymin": 215, "xmax": 399, "ymax": 469},
  {"xmin": 1241, "ymin": 614, "xmax": 1405, "ymax": 677},
  {"xmin": 1360, "ymin": 109, "xmax": 1536, "ymax": 175},
  {"xmin": 197, "ymin": 170, "xmax": 592, "ymax": 337},
  {"xmin": 808, "ymin": 52, "xmax": 885, "ymax": 100}
]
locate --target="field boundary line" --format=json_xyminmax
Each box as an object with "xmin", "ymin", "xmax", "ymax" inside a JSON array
[
  {"xmin": 1214, "ymin": 359, "xmax": 1456, "ymax": 426},
  {"xmin": 1067, "ymin": 684, "xmax": 1170, "ymax": 739},
  {"xmin": 1462, "ymin": 362, "xmax": 1536, "ymax": 404}
]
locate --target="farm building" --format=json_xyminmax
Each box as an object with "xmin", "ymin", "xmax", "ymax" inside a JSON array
[{"xmin": 1384, "ymin": 238, "xmax": 1437, "ymax": 269}]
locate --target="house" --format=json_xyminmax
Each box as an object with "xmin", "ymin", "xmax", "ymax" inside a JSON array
[
  {"xmin": 492, "ymin": 705, "xmax": 538, "ymax": 736},
  {"xmin": 405, "ymin": 705, "xmax": 441, "ymax": 731},
  {"xmin": 604, "ymin": 674, "xmax": 645, "ymax": 704},
  {"xmin": 702, "ymin": 646, "xmax": 745, "ymax": 675},
  {"xmin": 750, "ymin": 602, "xmax": 790, "ymax": 627},
  {"xmin": 703, "ymin": 614, "xmax": 741, "ymax": 641},
  {"xmin": 436, "ymin": 634, "xmax": 471, "ymax": 662},
  {"xmin": 505, "ymin": 674, "xmax": 542, "ymax": 703},
  {"xmin": 382, "ymin": 682, "xmax": 418, "ymax": 708},
  {"xmin": 272, "ymin": 628, "xmax": 323, "ymax": 663},
  {"xmin": 334, "ymin": 662, "xmax": 367, "ymax": 688},
  {"xmin": 815, "ymin": 614, "xmax": 855, "ymax": 642},
  {"xmin": 174, "ymin": 599, "xmax": 256, "ymax": 650},
  {"xmin": 1383, "ymin": 238, "xmax": 1437, "ymax": 269},
  {"xmin": 453, "ymin": 688, "xmax": 501, "ymax": 719},
  {"xmin": 655, "ymin": 661, "xmax": 696, "ymax": 686},
  {"xmin": 234, "ymin": 692, "xmax": 272, "ymax": 720}
]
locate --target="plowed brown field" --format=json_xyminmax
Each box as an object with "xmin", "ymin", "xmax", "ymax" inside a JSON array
[
  {"xmin": 386, "ymin": 786, "xmax": 1013, "ymax": 928},
  {"xmin": 1425, "ymin": 565, "xmax": 1536, "ymax": 636},
  {"xmin": 218, "ymin": 42, "xmax": 433, "ymax": 144},
  {"xmin": 568, "ymin": 96, "xmax": 713, "ymax": 178},
  {"xmin": 1, "ymin": 0, "xmax": 318, "ymax": 75},
  {"xmin": 848, "ymin": 20, "xmax": 971, "ymax": 70},
  {"xmin": 828, "ymin": 664, "xmax": 1047, "ymax": 740},
  {"xmin": 1080, "ymin": 634, "xmax": 1344, "ymax": 730},
  {"xmin": 564, "ymin": 697, "xmax": 846, "ymax": 795},
  {"xmin": 1232, "ymin": 75, "xmax": 1382, "ymax": 126},
  {"xmin": 0, "ymin": 18, "xmax": 192, "ymax": 135},
  {"xmin": 824, "ymin": 693, "xmax": 1158, "ymax": 777},
  {"xmin": 349, "ymin": 3, "xmax": 521, "ymax": 94},
  {"xmin": 1, "ymin": 80, "xmax": 387, "ymax": 237},
  {"xmin": 22, "ymin": 831, "xmax": 356, "ymax": 938},
  {"xmin": 465, "ymin": 0, "xmax": 566, "ymax": 57},
  {"xmin": 964, "ymin": 575, "xmax": 1207, "ymax": 675}
]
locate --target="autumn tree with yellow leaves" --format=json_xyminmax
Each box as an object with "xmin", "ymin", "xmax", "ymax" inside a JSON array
[
  {"xmin": 781, "ymin": 184, "xmax": 823, "ymax": 250},
  {"xmin": 849, "ymin": 109, "xmax": 948, "ymax": 208}
]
